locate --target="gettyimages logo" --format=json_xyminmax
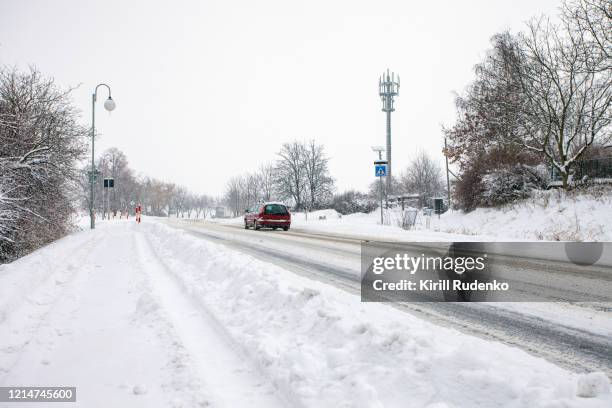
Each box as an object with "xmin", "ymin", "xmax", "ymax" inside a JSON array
[
  {"xmin": 361, "ymin": 242, "xmax": 612, "ymax": 303},
  {"xmin": 371, "ymin": 252, "xmax": 487, "ymax": 275}
]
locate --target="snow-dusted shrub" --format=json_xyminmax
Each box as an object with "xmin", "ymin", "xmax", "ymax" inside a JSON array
[
  {"xmin": 331, "ymin": 190, "xmax": 377, "ymax": 215},
  {"xmin": 479, "ymin": 164, "xmax": 549, "ymax": 207}
]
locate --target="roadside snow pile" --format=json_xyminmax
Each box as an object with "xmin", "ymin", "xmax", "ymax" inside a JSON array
[
  {"xmin": 288, "ymin": 209, "xmax": 501, "ymax": 241},
  {"xmin": 295, "ymin": 209, "xmax": 344, "ymax": 220},
  {"xmin": 145, "ymin": 220, "xmax": 611, "ymax": 407},
  {"xmin": 577, "ymin": 373, "xmax": 611, "ymax": 398},
  {"xmin": 438, "ymin": 188, "xmax": 612, "ymax": 241}
]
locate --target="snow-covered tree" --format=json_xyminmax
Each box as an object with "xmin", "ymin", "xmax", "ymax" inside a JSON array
[
  {"xmin": 274, "ymin": 141, "xmax": 308, "ymax": 210},
  {"xmin": 515, "ymin": 16, "xmax": 611, "ymax": 188},
  {"xmin": 446, "ymin": 2, "xmax": 611, "ymax": 201},
  {"xmin": 0, "ymin": 67, "xmax": 87, "ymax": 262},
  {"xmin": 274, "ymin": 140, "xmax": 334, "ymax": 210}
]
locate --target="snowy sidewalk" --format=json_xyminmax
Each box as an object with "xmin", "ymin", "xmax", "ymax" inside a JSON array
[{"xmin": 0, "ymin": 221, "xmax": 285, "ymax": 407}]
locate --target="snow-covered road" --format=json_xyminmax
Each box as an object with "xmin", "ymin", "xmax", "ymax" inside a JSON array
[
  {"xmin": 0, "ymin": 218, "xmax": 610, "ymax": 407},
  {"xmin": 164, "ymin": 218, "xmax": 612, "ymax": 376}
]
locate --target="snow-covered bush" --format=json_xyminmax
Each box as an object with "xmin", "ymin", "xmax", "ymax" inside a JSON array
[
  {"xmin": 331, "ymin": 190, "xmax": 377, "ymax": 215},
  {"xmin": 479, "ymin": 164, "xmax": 549, "ymax": 207}
]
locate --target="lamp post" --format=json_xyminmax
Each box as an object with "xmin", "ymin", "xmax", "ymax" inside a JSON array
[{"xmin": 90, "ymin": 84, "xmax": 116, "ymax": 229}]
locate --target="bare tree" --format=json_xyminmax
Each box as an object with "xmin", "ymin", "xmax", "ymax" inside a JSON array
[
  {"xmin": 562, "ymin": 0, "xmax": 611, "ymax": 70},
  {"xmin": 224, "ymin": 176, "xmax": 243, "ymax": 216},
  {"xmin": 399, "ymin": 150, "xmax": 445, "ymax": 201},
  {"xmin": 172, "ymin": 186, "xmax": 188, "ymax": 217},
  {"xmin": 275, "ymin": 141, "xmax": 307, "ymax": 210},
  {"xmin": 515, "ymin": 17, "xmax": 611, "ymax": 187},
  {"xmin": 244, "ymin": 173, "xmax": 260, "ymax": 208},
  {"xmin": 258, "ymin": 163, "xmax": 275, "ymax": 202},
  {"xmin": 368, "ymin": 175, "xmax": 400, "ymax": 200},
  {"xmin": 194, "ymin": 194, "xmax": 212, "ymax": 219},
  {"xmin": 273, "ymin": 140, "xmax": 334, "ymax": 210},
  {"xmin": 302, "ymin": 140, "xmax": 335, "ymax": 209}
]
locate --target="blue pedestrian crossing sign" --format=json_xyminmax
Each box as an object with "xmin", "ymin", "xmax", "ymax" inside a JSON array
[{"xmin": 374, "ymin": 161, "xmax": 388, "ymax": 177}]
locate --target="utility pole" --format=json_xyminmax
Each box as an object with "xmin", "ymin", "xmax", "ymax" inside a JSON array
[
  {"xmin": 444, "ymin": 136, "xmax": 451, "ymax": 205},
  {"xmin": 379, "ymin": 69, "xmax": 400, "ymax": 192}
]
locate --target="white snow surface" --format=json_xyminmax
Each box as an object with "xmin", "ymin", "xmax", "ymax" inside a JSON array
[
  {"xmin": 437, "ymin": 189, "xmax": 612, "ymax": 241},
  {"xmin": 1, "ymin": 218, "xmax": 608, "ymax": 407},
  {"xmin": 217, "ymin": 189, "xmax": 612, "ymax": 242}
]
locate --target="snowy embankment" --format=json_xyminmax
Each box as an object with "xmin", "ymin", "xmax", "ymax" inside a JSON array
[
  {"xmin": 145, "ymin": 220, "xmax": 610, "ymax": 407},
  {"xmin": 438, "ymin": 188, "xmax": 612, "ymax": 241}
]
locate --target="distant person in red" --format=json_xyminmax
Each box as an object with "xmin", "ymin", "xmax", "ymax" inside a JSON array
[{"xmin": 135, "ymin": 204, "xmax": 142, "ymax": 224}]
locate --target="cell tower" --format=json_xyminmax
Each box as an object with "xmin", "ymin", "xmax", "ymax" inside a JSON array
[{"xmin": 378, "ymin": 69, "xmax": 400, "ymax": 189}]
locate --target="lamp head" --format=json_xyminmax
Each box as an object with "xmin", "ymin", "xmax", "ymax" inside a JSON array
[{"xmin": 104, "ymin": 96, "xmax": 116, "ymax": 112}]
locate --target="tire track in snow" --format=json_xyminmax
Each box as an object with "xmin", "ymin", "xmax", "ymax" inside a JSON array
[{"xmin": 133, "ymin": 228, "xmax": 289, "ymax": 408}]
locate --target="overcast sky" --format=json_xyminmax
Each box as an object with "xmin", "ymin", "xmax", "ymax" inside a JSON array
[{"xmin": 0, "ymin": 0, "xmax": 561, "ymax": 196}]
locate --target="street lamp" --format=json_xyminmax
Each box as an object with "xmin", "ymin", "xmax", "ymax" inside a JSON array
[
  {"xmin": 89, "ymin": 83, "xmax": 116, "ymax": 229},
  {"xmin": 371, "ymin": 146, "xmax": 386, "ymax": 225}
]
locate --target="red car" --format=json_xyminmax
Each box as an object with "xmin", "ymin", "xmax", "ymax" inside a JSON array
[{"xmin": 244, "ymin": 202, "xmax": 291, "ymax": 231}]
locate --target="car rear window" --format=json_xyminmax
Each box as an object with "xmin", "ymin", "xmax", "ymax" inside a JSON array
[{"xmin": 264, "ymin": 204, "xmax": 287, "ymax": 215}]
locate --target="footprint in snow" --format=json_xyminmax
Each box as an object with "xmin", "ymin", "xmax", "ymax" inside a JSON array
[{"xmin": 132, "ymin": 385, "xmax": 147, "ymax": 395}]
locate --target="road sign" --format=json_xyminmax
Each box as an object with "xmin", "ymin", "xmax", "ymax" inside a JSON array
[
  {"xmin": 87, "ymin": 170, "xmax": 100, "ymax": 183},
  {"xmin": 433, "ymin": 198, "xmax": 444, "ymax": 214},
  {"xmin": 375, "ymin": 164, "xmax": 387, "ymax": 177},
  {"xmin": 130, "ymin": 200, "xmax": 135, "ymax": 206}
]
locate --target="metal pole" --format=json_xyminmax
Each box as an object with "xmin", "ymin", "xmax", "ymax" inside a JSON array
[
  {"xmin": 386, "ymin": 110, "xmax": 391, "ymax": 190},
  {"xmin": 378, "ymin": 151, "xmax": 383, "ymax": 225},
  {"xmin": 444, "ymin": 137, "xmax": 451, "ymax": 205},
  {"xmin": 89, "ymin": 83, "xmax": 114, "ymax": 229},
  {"xmin": 90, "ymin": 93, "xmax": 96, "ymax": 229},
  {"xmin": 380, "ymin": 177, "xmax": 383, "ymax": 225}
]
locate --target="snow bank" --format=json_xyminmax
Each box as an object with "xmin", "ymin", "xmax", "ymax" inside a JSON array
[
  {"xmin": 144, "ymin": 220, "xmax": 611, "ymax": 407},
  {"xmin": 438, "ymin": 188, "xmax": 612, "ymax": 241},
  {"xmin": 210, "ymin": 188, "xmax": 611, "ymax": 242}
]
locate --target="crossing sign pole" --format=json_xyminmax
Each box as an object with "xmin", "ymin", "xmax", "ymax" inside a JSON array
[{"xmin": 374, "ymin": 160, "xmax": 388, "ymax": 225}]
